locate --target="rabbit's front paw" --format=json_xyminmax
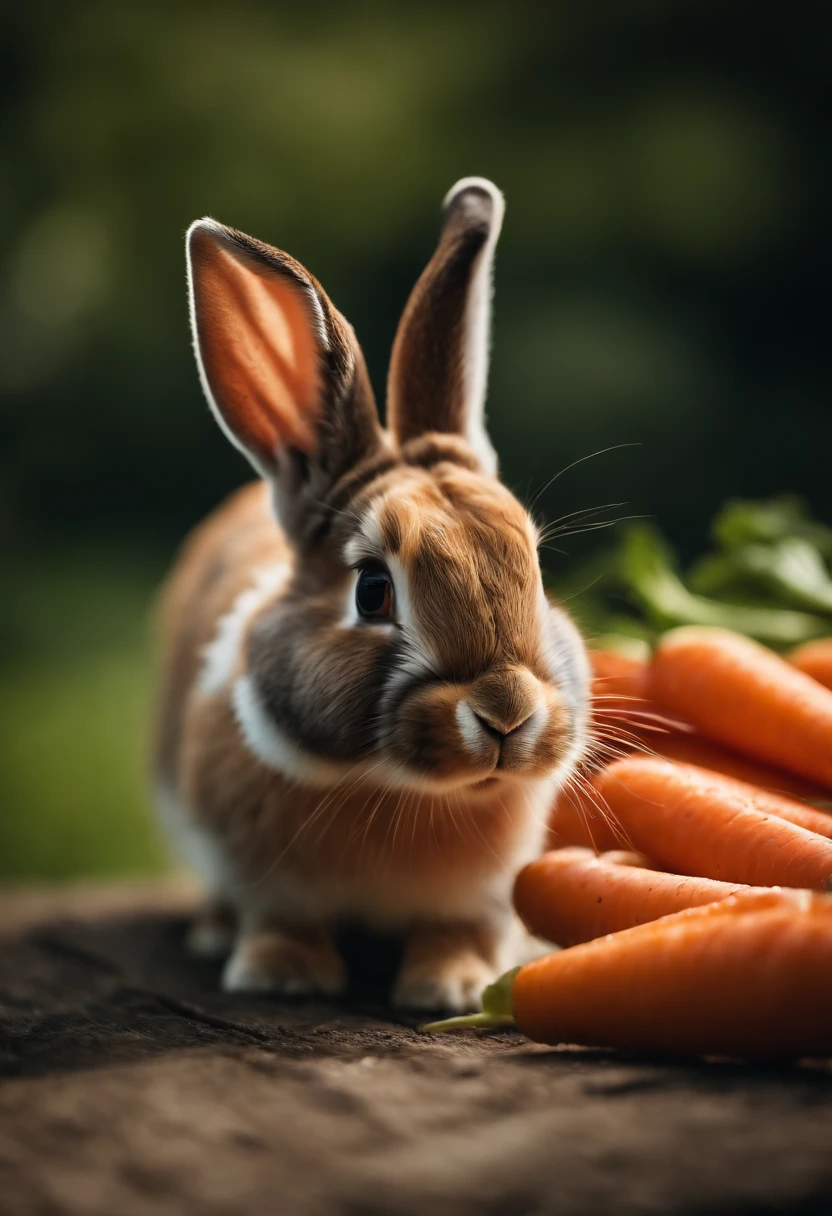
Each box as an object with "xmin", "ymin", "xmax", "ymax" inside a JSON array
[
  {"xmin": 222, "ymin": 925, "xmax": 347, "ymax": 997},
  {"xmin": 185, "ymin": 901, "xmax": 236, "ymax": 959},
  {"xmin": 392, "ymin": 923, "xmax": 500, "ymax": 1013}
]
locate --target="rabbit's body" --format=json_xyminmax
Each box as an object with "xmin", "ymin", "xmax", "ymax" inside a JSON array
[
  {"xmin": 154, "ymin": 179, "xmax": 590, "ymax": 1009},
  {"xmin": 156, "ymin": 479, "xmax": 577, "ymax": 922}
]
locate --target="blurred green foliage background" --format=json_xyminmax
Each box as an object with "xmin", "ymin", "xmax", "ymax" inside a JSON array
[{"xmin": 2, "ymin": 2, "xmax": 830, "ymax": 880}]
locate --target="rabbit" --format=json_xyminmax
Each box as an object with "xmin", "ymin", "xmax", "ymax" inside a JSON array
[{"xmin": 152, "ymin": 177, "xmax": 590, "ymax": 1012}]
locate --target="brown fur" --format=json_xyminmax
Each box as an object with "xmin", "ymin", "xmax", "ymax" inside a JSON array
[
  {"xmin": 178, "ymin": 685, "xmax": 539, "ymax": 889},
  {"xmin": 375, "ymin": 459, "xmax": 544, "ymax": 677},
  {"xmin": 153, "ymin": 481, "xmax": 288, "ymax": 779},
  {"xmin": 225, "ymin": 923, "xmax": 347, "ymax": 997},
  {"xmin": 156, "ymin": 480, "xmax": 563, "ymax": 921},
  {"xmin": 387, "ymin": 185, "xmax": 496, "ymax": 449},
  {"xmin": 154, "ymin": 183, "xmax": 589, "ymax": 1011},
  {"xmin": 394, "ymin": 921, "xmax": 502, "ymax": 1009}
]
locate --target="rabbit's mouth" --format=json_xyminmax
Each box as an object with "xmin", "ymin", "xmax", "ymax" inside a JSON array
[
  {"xmin": 470, "ymin": 775, "xmax": 501, "ymax": 791},
  {"xmin": 384, "ymin": 663, "xmax": 578, "ymax": 791}
]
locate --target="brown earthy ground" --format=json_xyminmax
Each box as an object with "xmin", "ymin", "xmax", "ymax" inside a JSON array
[{"xmin": 2, "ymin": 881, "xmax": 832, "ymax": 1216}]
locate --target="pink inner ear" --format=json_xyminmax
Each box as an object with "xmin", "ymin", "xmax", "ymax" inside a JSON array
[{"xmin": 191, "ymin": 235, "xmax": 323, "ymax": 465}]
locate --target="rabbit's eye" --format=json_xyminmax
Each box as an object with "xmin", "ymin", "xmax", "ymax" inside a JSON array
[{"xmin": 356, "ymin": 565, "xmax": 393, "ymax": 620}]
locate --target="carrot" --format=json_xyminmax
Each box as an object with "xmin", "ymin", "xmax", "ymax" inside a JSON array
[
  {"xmin": 589, "ymin": 648, "xmax": 647, "ymax": 699},
  {"xmin": 640, "ymin": 729, "xmax": 830, "ymax": 806},
  {"xmin": 631, "ymin": 744, "xmax": 832, "ymax": 834},
  {"xmin": 514, "ymin": 846, "xmax": 759, "ymax": 946},
  {"xmin": 443, "ymin": 891, "xmax": 832, "ymax": 1059},
  {"xmin": 591, "ymin": 757, "xmax": 832, "ymax": 887},
  {"xmin": 648, "ymin": 625, "xmax": 832, "ymax": 789},
  {"xmin": 549, "ymin": 784, "xmax": 622, "ymax": 852},
  {"xmin": 550, "ymin": 754, "xmax": 832, "ymax": 855},
  {"xmin": 791, "ymin": 638, "xmax": 832, "ymax": 692},
  {"xmin": 588, "ymin": 648, "xmax": 652, "ymax": 742}
]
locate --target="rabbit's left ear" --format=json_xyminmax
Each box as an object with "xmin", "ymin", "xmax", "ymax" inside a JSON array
[
  {"xmin": 386, "ymin": 177, "xmax": 504, "ymax": 475},
  {"xmin": 187, "ymin": 219, "xmax": 384, "ymax": 516}
]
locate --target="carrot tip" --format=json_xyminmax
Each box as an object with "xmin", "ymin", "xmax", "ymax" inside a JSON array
[
  {"xmin": 419, "ymin": 967, "xmax": 520, "ymax": 1034},
  {"xmin": 419, "ymin": 1012, "xmax": 515, "ymax": 1034}
]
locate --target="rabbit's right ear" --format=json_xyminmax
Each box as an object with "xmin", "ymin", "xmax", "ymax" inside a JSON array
[
  {"xmin": 187, "ymin": 219, "xmax": 384, "ymax": 524},
  {"xmin": 386, "ymin": 178, "xmax": 504, "ymax": 475}
]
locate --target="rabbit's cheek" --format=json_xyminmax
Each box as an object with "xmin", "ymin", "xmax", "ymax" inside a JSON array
[{"xmin": 248, "ymin": 607, "xmax": 395, "ymax": 761}]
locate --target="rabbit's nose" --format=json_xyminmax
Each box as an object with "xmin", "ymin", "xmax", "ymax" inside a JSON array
[
  {"xmin": 471, "ymin": 708, "xmax": 533, "ymax": 740},
  {"xmin": 467, "ymin": 666, "xmax": 543, "ymax": 738}
]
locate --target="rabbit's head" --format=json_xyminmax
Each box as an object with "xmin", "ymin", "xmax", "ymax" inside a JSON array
[{"xmin": 187, "ymin": 179, "xmax": 589, "ymax": 793}]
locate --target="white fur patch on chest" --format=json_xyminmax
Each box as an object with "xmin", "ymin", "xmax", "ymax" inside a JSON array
[{"xmin": 199, "ymin": 563, "xmax": 290, "ymax": 695}]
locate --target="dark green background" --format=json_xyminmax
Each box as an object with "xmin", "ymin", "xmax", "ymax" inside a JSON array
[{"xmin": 2, "ymin": 2, "xmax": 830, "ymax": 879}]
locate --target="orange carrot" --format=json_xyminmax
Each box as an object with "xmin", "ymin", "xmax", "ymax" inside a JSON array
[
  {"xmin": 592, "ymin": 757, "xmax": 832, "ymax": 887},
  {"xmin": 589, "ymin": 650, "xmax": 647, "ymax": 739},
  {"xmin": 589, "ymin": 648, "xmax": 647, "ymax": 699},
  {"xmin": 550, "ymin": 755, "xmax": 832, "ymax": 854},
  {"xmin": 791, "ymin": 638, "xmax": 832, "ymax": 692},
  {"xmin": 514, "ymin": 846, "xmax": 758, "ymax": 946},
  {"xmin": 509, "ymin": 890, "xmax": 832, "ymax": 1058},
  {"xmin": 549, "ymin": 784, "xmax": 622, "ymax": 852},
  {"xmin": 640, "ymin": 729, "xmax": 830, "ymax": 806},
  {"xmin": 648, "ymin": 626, "xmax": 832, "ymax": 789},
  {"xmin": 630, "ymin": 744, "xmax": 832, "ymax": 835}
]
